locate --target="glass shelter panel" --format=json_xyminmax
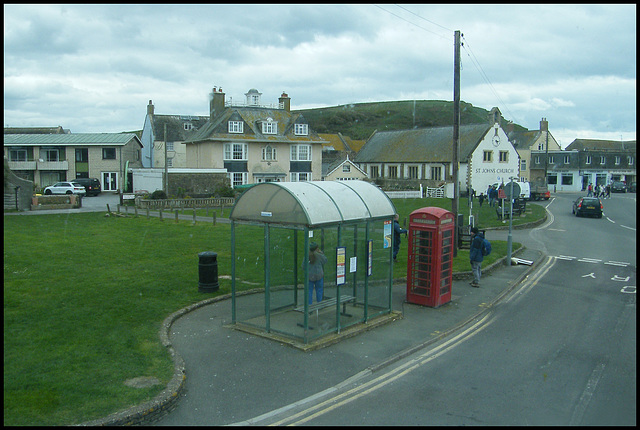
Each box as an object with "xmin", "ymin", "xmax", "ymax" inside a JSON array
[
  {"xmin": 263, "ymin": 226, "xmax": 302, "ymax": 337},
  {"xmin": 232, "ymin": 223, "xmax": 267, "ymax": 329},
  {"xmin": 364, "ymin": 221, "xmax": 393, "ymax": 318}
]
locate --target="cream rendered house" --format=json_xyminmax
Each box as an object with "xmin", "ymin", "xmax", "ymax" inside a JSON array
[{"xmin": 183, "ymin": 88, "xmax": 326, "ymax": 187}]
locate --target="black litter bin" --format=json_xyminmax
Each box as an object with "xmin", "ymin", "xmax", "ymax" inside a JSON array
[{"xmin": 198, "ymin": 251, "xmax": 219, "ymax": 293}]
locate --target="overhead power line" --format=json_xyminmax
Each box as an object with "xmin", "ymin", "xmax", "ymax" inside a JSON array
[{"xmin": 374, "ymin": 4, "xmax": 520, "ymax": 124}]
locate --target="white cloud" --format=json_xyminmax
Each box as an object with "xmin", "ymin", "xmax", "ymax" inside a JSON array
[{"xmin": 3, "ymin": 3, "xmax": 636, "ymax": 142}]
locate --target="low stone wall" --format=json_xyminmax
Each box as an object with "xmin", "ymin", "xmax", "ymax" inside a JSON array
[{"xmin": 31, "ymin": 195, "xmax": 82, "ymax": 210}]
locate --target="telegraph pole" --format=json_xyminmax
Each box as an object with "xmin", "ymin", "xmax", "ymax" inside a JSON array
[
  {"xmin": 452, "ymin": 30, "xmax": 461, "ymax": 256},
  {"xmin": 164, "ymin": 123, "xmax": 168, "ymax": 194},
  {"xmin": 544, "ymin": 119, "xmax": 549, "ymax": 186}
]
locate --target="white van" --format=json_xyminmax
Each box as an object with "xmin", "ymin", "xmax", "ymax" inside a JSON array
[
  {"xmin": 491, "ymin": 181, "xmax": 530, "ymax": 200},
  {"xmin": 515, "ymin": 181, "xmax": 530, "ymax": 200}
]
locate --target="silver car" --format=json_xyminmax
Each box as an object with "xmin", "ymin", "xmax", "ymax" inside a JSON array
[{"xmin": 43, "ymin": 181, "xmax": 87, "ymax": 196}]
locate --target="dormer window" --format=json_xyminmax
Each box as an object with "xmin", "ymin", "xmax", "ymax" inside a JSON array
[
  {"xmin": 294, "ymin": 123, "xmax": 309, "ymax": 136},
  {"xmin": 184, "ymin": 123, "xmax": 193, "ymax": 131},
  {"xmin": 262, "ymin": 118, "xmax": 277, "ymax": 135},
  {"xmin": 228, "ymin": 121, "xmax": 243, "ymax": 133}
]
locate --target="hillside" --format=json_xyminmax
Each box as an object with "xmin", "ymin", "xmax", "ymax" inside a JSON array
[{"xmin": 294, "ymin": 100, "xmax": 526, "ymax": 140}]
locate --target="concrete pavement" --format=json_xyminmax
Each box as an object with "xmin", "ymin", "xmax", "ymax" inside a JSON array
[{"xmin": 152, "ymin": 247, "xmax": 542, "ymax": 426}]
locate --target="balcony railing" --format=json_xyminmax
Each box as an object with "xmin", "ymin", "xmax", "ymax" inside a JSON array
[
  {"xmin": 37, "ymin": 160, "xmax": 69, "ymax": 170},
  {"xmin": 8, "ymin": 161, "xmax": 37, "ymax": 170}
]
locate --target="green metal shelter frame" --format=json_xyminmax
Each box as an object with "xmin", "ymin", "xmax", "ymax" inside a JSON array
[{"xmin": 229, "ymin": 180, "xmax": 397, "ymax": 344}]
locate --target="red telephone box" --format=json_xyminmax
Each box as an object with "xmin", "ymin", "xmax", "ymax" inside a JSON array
[{"xmin": 406, "ymin": 207, "xmax": 454, "ymax": 307}]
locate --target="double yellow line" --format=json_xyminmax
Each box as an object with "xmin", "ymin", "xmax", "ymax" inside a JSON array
[{"xmin": 269, "ymin": 313, "xmax": 495, "ymax": 426}]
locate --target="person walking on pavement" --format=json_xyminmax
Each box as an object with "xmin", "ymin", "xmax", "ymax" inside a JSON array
[
  {"xmin": 393, "ymin": 214, "xmax": 408, "ymax": 263},
  {"xmin": 307, "ymin": 242, "xmax": 327, "ymax": 305},
  {"xmin": 469, "ymin": 227, "xmax": 485, "ymax": 287}
]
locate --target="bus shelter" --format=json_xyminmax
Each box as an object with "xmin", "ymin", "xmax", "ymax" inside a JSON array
[{"xmin": 229, "ymin": 180, "xmax": 396, "ymax": 344}]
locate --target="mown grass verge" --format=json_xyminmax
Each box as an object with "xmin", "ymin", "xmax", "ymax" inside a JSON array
[{"xmin": 4, "ymin": 197, "xmax": 536, "ymax": 424}]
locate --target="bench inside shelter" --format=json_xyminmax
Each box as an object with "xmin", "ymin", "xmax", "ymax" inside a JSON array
[{"xmin": 294, "ymin": 295, "xmax": 356, "ymax": 328}]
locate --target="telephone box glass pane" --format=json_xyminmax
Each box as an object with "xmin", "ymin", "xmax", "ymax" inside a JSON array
[
  {"xmin": 440, "ymin": 230, "xmax": 453, "ymax": 294},
  {"xmin": 410, "ymin": 229, "xmax": 433, "ymax": 297}
]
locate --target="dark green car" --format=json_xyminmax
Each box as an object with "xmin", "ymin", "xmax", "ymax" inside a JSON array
[{"xmin": 611, "ymin": 181, "xmax": 627, "ymax": 193}]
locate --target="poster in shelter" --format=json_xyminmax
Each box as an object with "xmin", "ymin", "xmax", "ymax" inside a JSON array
[
  {"xmin": 383, "ymin": 220, "xmax": 392, "ymax": 249},
  {"xmin": 336, "ymin": 246, "xmax": 346, "ymax": 285}
]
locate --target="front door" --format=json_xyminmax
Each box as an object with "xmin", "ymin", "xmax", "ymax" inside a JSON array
[{"xmin": 102, "ymin": 172, "xmax": 118, "ymax": 191}]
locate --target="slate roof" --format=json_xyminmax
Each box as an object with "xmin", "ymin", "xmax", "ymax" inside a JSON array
[
  {"xmin": 324, "ymin": 156, "xmax": 367, "ymax": 177},
  {"xmin": 4, "ymin": 133, "xmax": 142, "ymax": 146},
  {"xmin": 4, "ymin": 126, "xmax": 67, "ymax": 135},
  {"xmin": 507, "ymin": 129, "xmax": 542, "ymax": 149},
  {"xmin": 149, "ymin": 115, "xmax": 210, "ymax": 142},
  {"xmin": 565, "ymin": 139, "xmax": 636, "ymax": 152},
  {"xmin": 354, "ymin": 124, "xmax": 491, "ymax": 163},
  {"xmin": 319, "ymin": 133, "xmax": 365, "ymax": 153},
  {"xmin": 184, "ymin": 108, "xmax": 325, "ymax": 144}
]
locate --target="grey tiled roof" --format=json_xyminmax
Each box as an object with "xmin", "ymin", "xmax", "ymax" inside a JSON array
[
  {"xmin": 354, "ymin": 124, "xmax": 491, "ymax": 163},
  {"xmin": 4, "ymin": 133, "xmax": 141, "ymax": 146},
  {"xmin": 149, "ymin": 115, "xmax": 210, "ymax": 142},
  {"xmin": 565, "ymin": 139, "xmax": 636, "ymax": 152},
  {"xmin": 184, "ymin": 108, "xmax": 325, "ymax": 144}
]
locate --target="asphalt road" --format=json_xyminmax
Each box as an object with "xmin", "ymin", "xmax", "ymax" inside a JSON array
[{"xmin": 252, "ymin": 193, "xmax": 636, "ymax": 425}]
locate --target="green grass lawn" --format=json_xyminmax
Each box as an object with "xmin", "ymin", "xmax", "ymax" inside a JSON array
[{"xmin": 4, "ymin": 197, "xmax": 537, "ymax": 425}]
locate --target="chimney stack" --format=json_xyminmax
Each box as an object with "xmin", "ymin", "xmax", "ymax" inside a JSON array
[
  {"xmin": 147, "ymin": 100, "xmax": 154, "ymax": 116},
  {"xmin": 540, "ymin": 117, "xmax": 549, "ymax": 132},
  {"xmin": 279, "ymin": 91, "xmax": 291, "ymax": 112},
  {"xmin": 210, "ymin": 87, "xmax": 225, "ymax": 120}
]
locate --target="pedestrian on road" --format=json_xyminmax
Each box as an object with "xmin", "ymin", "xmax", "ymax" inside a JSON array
[
  {"xmin": 469, "ymin": 227, "xmax": 485, "ymax": 288},
  {"xmin": 587, "ymin": 183, "xmax": 593, "ymax": 196},
  {"xmin": 308, "ymin": 242, "xmax": 327, "ymax": 305},
  {"xmin": 393, "ymin": 214, "xmax": 408, "ymax": 263}
]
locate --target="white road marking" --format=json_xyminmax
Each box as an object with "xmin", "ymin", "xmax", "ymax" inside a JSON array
[
  {"xmin": 604, "ymin": 261, "xmax": 630, "ymax": 267},
  {"xmin": 577, "ymin": 258, "xmax": 602, "ymax": 263}
]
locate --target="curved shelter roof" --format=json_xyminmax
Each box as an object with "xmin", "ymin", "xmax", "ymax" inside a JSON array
[{"xmin": 230, "ymin": 180, "xmax": 396, "ymax": 227}]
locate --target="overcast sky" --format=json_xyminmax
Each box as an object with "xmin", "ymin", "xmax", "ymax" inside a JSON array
[{"xmin": 4, "ymin": 4, "xmax": 636, "ymax": 148}]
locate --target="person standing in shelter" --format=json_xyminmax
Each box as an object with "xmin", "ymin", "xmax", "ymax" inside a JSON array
[
  {"xmin": 307, "ymin": 242, "xmax": 327, "ymax": 305},
  {"xmin": 469, "ymin": 227, "xmax": 485, "ymax": 288},
  {"xmin": 393, "ymin": 214, "xmax": 408, "ymax": 263}
]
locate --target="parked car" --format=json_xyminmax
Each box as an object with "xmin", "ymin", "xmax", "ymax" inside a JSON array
[
  {"xmin": 43, "ymin": 181, "xmax": 87, "ymax": 196},
  {"xmin": 628, "ymin": 182, "xmax": 636, "ymax": 193},
  {"xmin": 572, "ymin": 196, "xmax": 603, "ymax": 218},
  {"xmin": 610, "ymin": 181, "xmax": 627, "ymax": 193},
  {"xmin": 72, "ymin": 177, "xmax": 101, "ymax": 196}
]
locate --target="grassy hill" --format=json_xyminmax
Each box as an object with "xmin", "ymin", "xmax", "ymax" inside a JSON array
[{"xmin": 294, "ymin": 100, "xmax": 527, "ymax": 141}]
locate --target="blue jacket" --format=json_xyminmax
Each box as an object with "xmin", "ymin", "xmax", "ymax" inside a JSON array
[
  {"xmin": 469, "ymin": 232, "xmax": 485, "ymax": 262},
  {"xmin": 393, "ymin": 220, "xmax": 407, "ymax": 249}
]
